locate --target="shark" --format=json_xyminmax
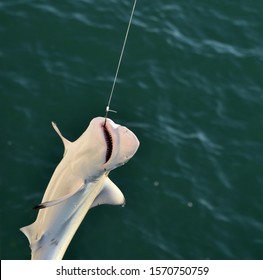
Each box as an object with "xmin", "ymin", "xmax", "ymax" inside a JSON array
[{"xmin": 20, "ymin": 116, "xmax": 140, "ymax": 260}]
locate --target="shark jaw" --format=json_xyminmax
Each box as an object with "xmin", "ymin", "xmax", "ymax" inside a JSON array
[
  {"xmin": 102, "ymin": 122, "xmax": 113, "ymax": 163},
  {"xmin": 20, "ymin": 117, "xmax": 139, "ymax": 259}
]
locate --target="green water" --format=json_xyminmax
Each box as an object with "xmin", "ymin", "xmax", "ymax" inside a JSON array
[{"xmin": 1, "ymin": 0, "xmax": 263, "ymax": 259}]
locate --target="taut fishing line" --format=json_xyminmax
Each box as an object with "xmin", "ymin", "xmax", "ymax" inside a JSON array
[{"xmin": 104, "ymin": 0, "xmax": 137, "ymax": 124}]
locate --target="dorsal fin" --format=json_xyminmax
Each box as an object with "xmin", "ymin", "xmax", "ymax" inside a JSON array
[
  {"xmin": 91, "ymin": 178, "xmax": 125, "ymax": 208},
  {"xmin": 52, "ymin": 122, "xmax": 71, "ymax": 156}
]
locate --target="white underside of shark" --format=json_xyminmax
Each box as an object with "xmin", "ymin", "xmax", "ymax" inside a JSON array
[{"xmin": 20, "ymin": 117, "xmax": 139, "ymax": 260}]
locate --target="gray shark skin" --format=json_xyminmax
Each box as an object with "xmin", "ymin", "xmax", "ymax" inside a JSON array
[{"xmin": 20, "ymin": 117, "xmax": 140, "ymax": 260}]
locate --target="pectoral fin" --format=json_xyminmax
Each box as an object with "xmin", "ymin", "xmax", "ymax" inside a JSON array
[
  {"xmin": 52, "ymin": 122, "xmax": 71, "ymax": 156},
  {"xmin": 91, "ymin": 178, "xmax": 125, "ymax": 208},
  {"xmin": 33, "ymin": 181, "xmax": 85, "ymax": 210}
]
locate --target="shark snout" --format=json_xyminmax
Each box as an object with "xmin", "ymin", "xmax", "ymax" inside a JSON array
[{"xmin": 118, "ymin": 126, "xmax": 140, "ymax": 161}]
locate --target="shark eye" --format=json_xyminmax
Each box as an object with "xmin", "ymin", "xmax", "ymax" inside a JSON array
[{"xmin": 102, "ymin": 125, "xmax": 113, "ymax": 163}]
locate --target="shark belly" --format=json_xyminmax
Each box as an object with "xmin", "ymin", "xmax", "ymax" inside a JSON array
[{"xmin": 27, "ymin": 176, "xmax": 106, "ymax": 260}]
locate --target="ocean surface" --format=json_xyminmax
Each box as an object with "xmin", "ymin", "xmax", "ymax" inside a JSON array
[{"xmin": 1, "ymin": 0, "xmax": 263, "ymax": 260}]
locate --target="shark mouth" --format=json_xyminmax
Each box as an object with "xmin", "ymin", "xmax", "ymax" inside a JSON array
[{"xmin": 102, "ymin": 124, "xmax": 113, "ymax": 163}]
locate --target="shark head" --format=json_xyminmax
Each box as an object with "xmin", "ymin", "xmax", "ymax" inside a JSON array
[
  {"xmin": 70, "ymin": 117, "xmax": 140, "ymax": 177},
  {"xmin": 102, "ymin": 117, "xmax": 140, "ymax": 170}
]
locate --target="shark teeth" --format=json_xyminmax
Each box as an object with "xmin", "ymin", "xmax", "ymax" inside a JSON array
[{"xmin": 102, "ymin": 124, "xmax": 113, "ymax": 163}]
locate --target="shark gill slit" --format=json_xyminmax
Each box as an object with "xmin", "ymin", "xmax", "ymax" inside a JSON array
[{"xmin": 102, "ymin": 124, "xmax": 113, "ymax": 163}]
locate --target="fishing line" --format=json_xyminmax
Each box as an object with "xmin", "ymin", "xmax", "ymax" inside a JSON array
[{"xmin": 104, "ymin": 0, "xmax": 137, "ymax": 124}]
